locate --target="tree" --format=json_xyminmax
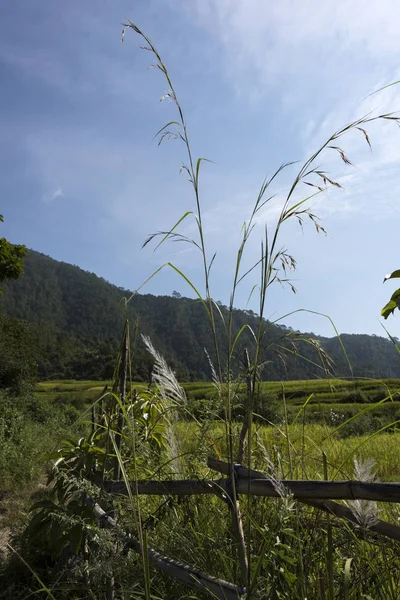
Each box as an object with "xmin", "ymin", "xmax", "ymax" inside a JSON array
[
  {"xmin": 0, "ymin": 313, "xmax": 37, "ymax": 392},
  {"xmin": 0, "ymin": 217, "xmax": 31, "ymax": 391},
  {"xmin": 381, "ymin": 270, "xmax": 400, "ymax": 319},
  {"xmin": 172, "ymin": 290, "xmax": 181, "ymax": 299},
  {"xmin": 0, "ymin": 215, "xmax": 27, "ymax": 292}
]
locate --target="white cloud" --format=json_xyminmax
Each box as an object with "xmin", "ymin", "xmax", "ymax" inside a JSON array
[
  {"xmin": 42, "ymin": 187, "xmax": 64, "ymax": 203},
  {"xmin": 167, "ymin": 0, "xmax": 400, "ymax": 231},
  {"xmin": 180, "ymin": 0, "xmax": 400, "ymax": 87},
  {"xmin": 298, "ymin": 80, "xmax": 400, "ymax": 219},
  {"xmin": 50, "ymin": 187, "xmax": 63, "ymax": 201}
]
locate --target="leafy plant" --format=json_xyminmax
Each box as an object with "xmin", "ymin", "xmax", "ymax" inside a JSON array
[
  {"xmin": 120, "ymin": 23, "xmax": 400, "ymax": 499},
  {"xmin": 0, "ymin": 215, "xmax": 27, "ymax": 293},
  {"xmin": 381, "ymin": 270, "xmax": 400, "ymax": 319},
  {"xmin": 116, "ymin": 21, "xmax": 400, "ymax": 597}
]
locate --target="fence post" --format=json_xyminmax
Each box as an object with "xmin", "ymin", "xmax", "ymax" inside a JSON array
[
  {"xmin": 237, "ymin": 348, "xmax": 253, "ymax": 464},
  {"xmin": 113, "ymin": 319, "xmax": 129, "ymax": 481},
  {"xmin": 231, "ymin": 349, "xmax": 251, "ymax": 587}
]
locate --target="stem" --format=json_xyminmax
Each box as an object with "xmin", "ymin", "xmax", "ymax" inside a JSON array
[
  {"xmin": 113, "ymin": 319, "xmax": 129, "ymax": 480},
  {"xmin": 323, "ymin": 451, "xmax": 334, "ymax": 600}
]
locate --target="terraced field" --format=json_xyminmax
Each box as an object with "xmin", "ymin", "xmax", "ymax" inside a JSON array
[{"xmin": 35, "ymin": 378, "xmax": 400, "ymax": 437}]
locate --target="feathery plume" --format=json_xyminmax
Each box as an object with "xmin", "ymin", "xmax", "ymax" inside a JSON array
[
  {"xmin": 141, "ymin": 335, "xmax": 186, "ymax": 405},
  {"xmin": 346, "ymin": 457, "xmax": 381, "ymax": 528}
]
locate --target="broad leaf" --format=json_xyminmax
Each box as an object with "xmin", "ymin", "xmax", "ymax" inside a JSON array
[
  {"xmin": 381, "ymin": 288, "xmax": 400, "ymax": 319},
  {"xmin": 383, "ymin": 269, "xmax": 400, "ymax": 282}
]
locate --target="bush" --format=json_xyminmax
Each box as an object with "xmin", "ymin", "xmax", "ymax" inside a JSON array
[
  {"xmin": 0, "ymin": 314, "xmax": 37, "ymax": 395},
  {"xmin": 0, "ymin": 388, "xmax": 82, "ymax": 493}
]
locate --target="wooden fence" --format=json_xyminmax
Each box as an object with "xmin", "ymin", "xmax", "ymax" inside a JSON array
[
  {"xmin": 91, "ymin": 455, "xmax": 400, "ymax": 599},
  {"xmin": 88, "ymin": 342, "xmax": 400, "ymax": 599},
  {"xmin": 89, "ymin": 499, "xmax": 245, "ymax": 600},
  {"xmin": 101, "ymin": 471, "xmax": 400, "ymax": 503}
]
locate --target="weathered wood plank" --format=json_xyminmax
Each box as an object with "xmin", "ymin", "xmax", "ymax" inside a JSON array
[
  {"xmin": 101, "ymin": 478, "xmax": 224, "ymax": 496},
  {"xmin": 208, "ymin": 457, "xmax": 400, "ymax": 542},
  {"xmin": 89, "ymin": 500, "xmax": 246, "ymax": 600},
  {"xmin": 102, "ymin": 475, "xmax": 400, "ymax": 502}
]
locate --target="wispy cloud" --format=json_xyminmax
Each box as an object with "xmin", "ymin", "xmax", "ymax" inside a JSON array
[
  {"xmin": 43, "ymin": 187, "xmax": 64, "ymax": 203},
  {"xmin": 170, "ymin": 0, "xmax": 400, "ymax": 231},
  {"xmin": 179, "ymin": 0, "xmax": 400, "ymax": 98}
]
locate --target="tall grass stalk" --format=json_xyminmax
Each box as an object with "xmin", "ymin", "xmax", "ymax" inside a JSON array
[{"xmin": 121, "ymin": 23, "xmax": 400, "ymax": 594}]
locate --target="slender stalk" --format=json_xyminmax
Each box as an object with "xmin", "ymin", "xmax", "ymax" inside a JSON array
[
  {"xmin": 122, "ymin": 22, "xmax": 223, "ymax": 387},
  {"xmin": 113, "ymin": 319, "xmax": 129, "ymax": 480},
  {"xmin": 119, "ymin": 23, "xmax": 400, "ymax": 598},
  {"xmin": 323, "ymin": 452, "xmax": 334, "ymax": 600},
  {"xmin": 106, "ymin": 577, "xmax": 115, "ymax": 600},
  {"xmin": 282, "ymin": 383, "xmax": 293, "ymax": 478},
  {"xmin": 83, "ymin": 536, "xmax": 95, "ymax": 599},
  {"xmin": 230, "ymin": 499, "xmax": 249, "ymax": 588},
  {"xmin": 237, "ymin": 349, "xmax": 253, "ymax": 464}
]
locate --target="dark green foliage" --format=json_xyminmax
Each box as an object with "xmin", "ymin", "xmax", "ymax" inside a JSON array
[
  {"xmin": 1, "ymin": 250, "xmax": 400, "ymax": 382},
  {"xmin": 0, "ymin": 389, "xmax": 81, "ymax": 492},
  {"xmin": 323, "ymin": 334, "xmax": 400, "ymax": 378},
  {"xmin": 0, "ymin": 313, "xmax": 37, "ymax": 394},
  {"xmin": 0, "ymin": 222, "xmax": 33, "ymax": 393},
  {"xmin": 0, "ymin": 215, "xmax": 27, "ymax": 293},
  {"xmin": 0, "ymin": 238, "xmax": 26, "ymax": 287}
]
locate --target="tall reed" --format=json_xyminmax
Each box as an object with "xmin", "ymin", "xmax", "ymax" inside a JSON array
[{"xmin": 120, "ymin": 20, "xmax": 400, "ymax": 597}]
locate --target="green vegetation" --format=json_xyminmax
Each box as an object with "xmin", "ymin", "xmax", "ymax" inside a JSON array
[
  {"xmin": 382, "ymin": 269, "xmax": 400, "ymax": 319},
  {"xmin": 0, "ymin": 215, "xmax": 27, "ymax": 293},
  {"xmin": 182, "ymin": 378, "xmax": 400, "ymax": 436},
  {"xmin": 3, "ymin": 377, "xmax": 400, "ymax": 598},
  {"xmin": 2, "ymin": 250, "xmax": 400, "ymax": 381},
  {"xmin": 2, "ymin": 20, "xmax": 400, "ymax": 600},
  {"xmin": 31, "ymin": 376, "xmax": 400, "ymax": 438},
  {"xmin": 0, "ymin": 388, "xmax": 83, "ymax": 492}
]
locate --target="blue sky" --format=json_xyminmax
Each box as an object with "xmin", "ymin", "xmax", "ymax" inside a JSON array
[{"xmin": 2, "ymin": 0, "xmax": 400, "ymax": 338}]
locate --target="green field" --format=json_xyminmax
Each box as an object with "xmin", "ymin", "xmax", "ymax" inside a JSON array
[
  {"xmin": 33, "ymin": 377, "xmax": 400, "ymax": 435},
  {"xmin": 3, "ymin": 377, "xmax": 400, "ymax": 598},
  {"xmin": 35, "ymin": 376, "xmax": 400, "ymax": 404}
]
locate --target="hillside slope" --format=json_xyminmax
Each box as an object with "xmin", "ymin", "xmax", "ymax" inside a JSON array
[{"xmin": 1, "ymin": 250, "xmax": 399, "ymax": 380}]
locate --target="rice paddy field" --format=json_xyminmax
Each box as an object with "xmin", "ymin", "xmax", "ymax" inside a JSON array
[
  {"xmin": 33, "ymin": 377, "xmax": 400, "ymax": 481},
  {"xmin": 35, "ymin": 377, "xmax": 400, "ymax": 409}
]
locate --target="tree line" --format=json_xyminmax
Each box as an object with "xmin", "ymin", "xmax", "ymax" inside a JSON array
[{"xmin": 1, "ymin": 249, "xmax": 400, "ymax": 383}]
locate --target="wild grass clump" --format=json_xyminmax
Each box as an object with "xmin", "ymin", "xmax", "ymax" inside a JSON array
[{"xmin": 116, "ymin": 23, "xmax": 400, "ymax": 595}]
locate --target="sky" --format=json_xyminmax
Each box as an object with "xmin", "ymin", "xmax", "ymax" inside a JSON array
[{"xmin": 1, "ymin": 0, "xmax": 400, "ymax": 338}]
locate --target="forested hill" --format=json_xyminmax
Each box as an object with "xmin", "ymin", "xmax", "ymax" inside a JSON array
[{"xmin": 1, "ymin": 250, "xmax": 400, "ymax": 381}]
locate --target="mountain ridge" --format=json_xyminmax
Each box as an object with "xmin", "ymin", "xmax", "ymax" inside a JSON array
[{"xmin": 1, "ymin": 249, "xmax": 399, "ymax": 381}]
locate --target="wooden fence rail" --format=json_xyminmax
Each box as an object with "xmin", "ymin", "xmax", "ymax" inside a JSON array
[
  {"xmin": 94, "ymin": 454, "xmax": 400, "ymax": 598},
  {"xmin": 207, "ymin": 457, "xmax": 400, "ymax": 543},
  {"xmin": 101, "ymin": 474, "xmax": 400, "ymax": 503},
  {"xmin": 99, "ymin": 456, "xmax": 400, "ymax": 543},
  {"xmin": 89, "ymin": 499, "xmax": 246, "ymax": 600}
]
